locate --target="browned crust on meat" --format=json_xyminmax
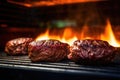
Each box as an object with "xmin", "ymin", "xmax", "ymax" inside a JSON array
[
  {"xmin": 68, "ymin": 39, "xmax": 117, "ymax": 64},
  {"xmin": 5, "ymin": 37, "xmax": 33, "ymax": 55},
  {"xmin": 28, "ymin": 39, "xmax": 70, "ymax": 62}
]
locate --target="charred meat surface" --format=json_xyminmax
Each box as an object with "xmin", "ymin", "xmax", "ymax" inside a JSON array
[
  {"xmin": 68, "ymin": 39, "xmax": 117, "ymax": 64},
  {"xmin": 5, "ymin": 37, "xmax": 33, "ymax": 55},
  {"xmin": 28, "ymin": 39, "xmax": 70, "ymax": 62}
]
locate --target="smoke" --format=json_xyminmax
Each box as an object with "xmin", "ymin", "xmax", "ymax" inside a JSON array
[{"xmin": 66, "ymin": 2, "xmax": 106, "ymax": 27}]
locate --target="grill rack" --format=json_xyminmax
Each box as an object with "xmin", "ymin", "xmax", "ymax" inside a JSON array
[{"xmin": 0, "ymin": 52, "xmax": 120, "ymax": 79}]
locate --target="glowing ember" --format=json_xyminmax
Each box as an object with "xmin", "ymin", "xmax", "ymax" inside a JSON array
[{"xmin": 36, "ymin": 20, "xmax": 120, "ymax": 47}]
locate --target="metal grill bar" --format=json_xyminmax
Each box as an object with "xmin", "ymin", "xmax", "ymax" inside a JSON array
[{"xmin": 0, "ymin": 52, "xmax": 120, "ymax": 78}]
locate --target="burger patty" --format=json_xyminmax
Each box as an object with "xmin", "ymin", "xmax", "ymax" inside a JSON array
[
  {"xmin": 28, "ymin": 39, "xmax": 70, "ymax": 62},
  {"xmin": 68, "ymin": 39, "xmax": 117, "ymax": 64},
  {"xmin": 5, "ymin": 37, "xmax": 33, "ymax": 55}
]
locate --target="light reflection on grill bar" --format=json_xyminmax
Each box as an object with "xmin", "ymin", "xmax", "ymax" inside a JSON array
[
  {"xmin": 0, "ymin": 52, "xmax": 120, "ymax": 77},
  {"xmin": 0, "ymin": 60, "xmax": 119, "ymax": 73}
]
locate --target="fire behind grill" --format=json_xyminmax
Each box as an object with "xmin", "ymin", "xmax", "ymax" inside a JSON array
[{"xmin": 0, "ymin": 52, "xmax": 120, "ymax": 80}]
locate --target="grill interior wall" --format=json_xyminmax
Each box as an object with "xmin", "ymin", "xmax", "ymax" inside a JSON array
[{"xmin": 0, "ymin": 1, "xmax": 119, "ymax": 27}]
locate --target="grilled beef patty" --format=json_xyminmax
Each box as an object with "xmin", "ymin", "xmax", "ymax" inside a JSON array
[
  {"xmin": 68, "ymin": 39, "xmax": 117, "ymax": 64},
  {"xmin": 5, "ymin": 37, "xmax": 33, "ymax": 55},
  {"xmin": 28, "ymin": 39, "xmax": 70, "ymax": 62}
]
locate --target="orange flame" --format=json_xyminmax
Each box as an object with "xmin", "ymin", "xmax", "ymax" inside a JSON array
[
  {"xmin": 36, "ymin": 27, "xmax": 77, "ymax": 45},
  {"xmin": 36, "ymin": 20, "xmax": 120, "ymax": 47},
  {"xmin": 101, "ymin": 20, "xmax": 120, "ymax": 47}
]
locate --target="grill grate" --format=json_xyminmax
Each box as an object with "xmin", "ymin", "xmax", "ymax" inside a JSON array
[{"xmin": 0, "ymin": 52, "xmax": 120, "ymax": 78}]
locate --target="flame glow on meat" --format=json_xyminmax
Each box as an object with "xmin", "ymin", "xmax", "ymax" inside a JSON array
[{"xmin": 36, "ymin": 20, "xmax": 120, "ymax": 47}]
